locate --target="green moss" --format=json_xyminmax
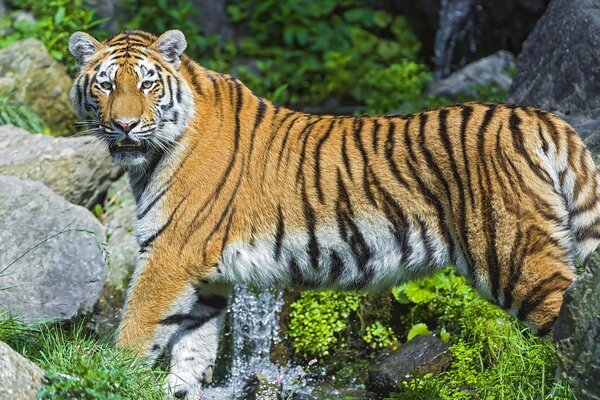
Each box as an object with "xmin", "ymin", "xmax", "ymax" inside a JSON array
[
  {"xmin": 287, "ymin": 290, "xmax": 365, "ymax": 358},
  {"xmin": 386, "ymin": 269, "xmax": 576, "ymax": 400}
]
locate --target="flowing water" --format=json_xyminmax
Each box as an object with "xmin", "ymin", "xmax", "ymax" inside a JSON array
[
  {"xmin": 203, "ymin": 285, "xmax": 307, "ymax": 399},
  {"xmin": 433, "ymin": 0, "xmax": 480, "ymax": 79}
]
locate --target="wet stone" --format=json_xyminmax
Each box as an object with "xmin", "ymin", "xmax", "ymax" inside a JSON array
[
  {"xmin": 242, "ymin": 373, "xmax": 282, "ymax": 400},
  {"xmin": 365, "ymin": 334, "xmax": 452, "ymax": 396}
]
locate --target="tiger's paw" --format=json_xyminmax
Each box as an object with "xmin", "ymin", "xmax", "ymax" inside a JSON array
[{"xmin": 165, "ymin": 365, "xmax": 213, "ymax": 400}]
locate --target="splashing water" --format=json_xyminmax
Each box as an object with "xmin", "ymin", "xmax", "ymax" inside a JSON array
[
  {"xmin": 433, "ymin": 0, "xmax": 480, "ymax": 79},
  {"xmin": 204, "ymin": 284, "xmax": 307, "ymax": 399}
]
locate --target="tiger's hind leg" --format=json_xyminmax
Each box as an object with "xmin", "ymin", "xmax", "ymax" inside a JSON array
[{"xmin": 500, "ymin": 241, "xmax": 576, "ymax": 337}]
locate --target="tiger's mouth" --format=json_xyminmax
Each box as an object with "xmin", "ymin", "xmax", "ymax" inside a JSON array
[{"xmin": 112, "ymin": 138, "xmax": 145, "ymax": 152}]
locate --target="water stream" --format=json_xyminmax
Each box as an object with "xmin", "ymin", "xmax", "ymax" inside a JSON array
[{"xmin": 204, "ymin": 285, "xmax": 306, "ymax": 399}]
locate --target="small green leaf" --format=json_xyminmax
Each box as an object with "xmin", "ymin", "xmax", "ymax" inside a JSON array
[
  {"xmin": 54, "ymin": 6, "xmax": 66, "ymax": 25},
  {"xmin": 407, "ymin": 323, "xmax": 430, "ymax": 341},
  {"xmin": 373, "ymin": 10, "xmax": 392, "ymax": 28}
]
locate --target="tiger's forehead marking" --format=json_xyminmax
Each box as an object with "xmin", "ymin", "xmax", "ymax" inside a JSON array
[
  {"xmin": 95, "ymin": 53, "xmax": 158, "ymax": 82},
  {"xmin": 95, "ymin": 55, "xmax": 118, "ymax": 81},
  {"xmin": 136, "ymin": 58, "xmax": 159, "ymax": 80}
]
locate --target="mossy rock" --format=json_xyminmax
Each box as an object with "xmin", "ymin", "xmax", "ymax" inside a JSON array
[{"xmin": 0, "ymin": 38, "xmax": 77, "ymax": 136}]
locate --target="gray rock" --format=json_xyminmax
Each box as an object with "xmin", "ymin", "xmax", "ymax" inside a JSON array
[
  {"xmin": 191, "ymin": 0, "xmax": 236, "ymax": 40},
  {"xmin": 506, "ymin": 0, "xmax": 600, "ymax": 128},
  {"xmin": 104, "ymin": 175, "xmax": 137, "ymax": 291},
  {"xmin": 0, "ymin": 125, "xmax": 120, "ymax": 209},
  {"xmin": 91, "ymin": 174, "xmax": 137, "ymax": 336},
  {"xmin": 0, "ymin": 39, "xmax": 77, "ymax": 136},
  {"xmin": 554, "ymin": 258, "xmax": 600, "ymax": 399},
  {"xmin": 428, "ymin": 50, "xmax": 515, "ymax": 99},
  {"xmin": 0, "ymin": 176, "xmax": 107, "ymax": 322},
  {"xmin": 365, "ymin": 334, "xmax": 452, "ymax": 396},
  {"xmin": 0, "ymin": 341, "xmax": 45, "ymax": 399}
]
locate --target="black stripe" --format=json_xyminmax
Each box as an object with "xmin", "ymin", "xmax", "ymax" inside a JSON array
[
  {"xmin": 161, "ymin": 309, "xmax": 221, "ymax": 332},
  {"xmin": 335, "ymin": 170, "xmax": 372, "ymax": 272},
  {"xmin": 418, "ymin": 112, "xmax": 456, "ymax": 259},
  {"xmin": 183, "ymin": 61, "xmax": 203, "ymax": 96},
  {"xmin": 352, "ymin": 118, "xmax": 377, "ymax": 206},
  {"xmin": 371, "ymin": 119, "xmax": 381, "ymax": 153},
  {"xmin": 196, "ymin": 294, "xmax": 228, "ymax": 309},
  {"xmin": 341, "ymin": 130, "xmax": 354, "ymax": 181},
  {"xmin": 329, "ymin": 251, "xmax": 345, "ymax": 283},
  {"xmin": 438, "ymin": 107, "xmax": 476, "ymax": 277},
  {"xmin": 517, "ymin": 271, "xmax": 571, "ymax": 321},
  {"xmin": 139, "ymin": 196, "xmax": 186, "ymax": 249},
  {"xmin": 274, "ymin": 205, "xmax": 285, "ymax": 260},
  {"xmin": 503, "ymin": 225, "xmax": 524, "ymax": 310},
  {"xmin": 302, "ymin": 179, "xmax": 320, "ymax": 270},
  {"xmin": 220, "ymin": 208, "xmax": 235, "ymax": 253},
  {"xmin": 385, "ymin": 120, "xmax": 410, "ymax": 188},
  {"xmin": 295, "ymin": 120, "xmax": 319, "ymax": 185},
  {"xmin": 245, "ymin": 98, "xmax": 267, "ymax": 170},
  {"xmin": 289, "ymin": 258, "xmax": 303, "ymax": 285},
  {"xmin": 368, "ymin": 168, "xmax": 410, "ymax": 259},
  {"xmin": 187, "ymin": 80, "xmax": 244, "ymax": 231},
  {"xmin": 509, "ymin": 110, "xmax": 552, "ymax": 184},
  {"xmin": 314, "ymin": 120, "xmax": 336, "ymax": 203},
  {"xmin": 276, "ymin": 115, "xmax": 303, "ymax": 171},
  {"xmin": 265, "ymin": 111, "xmax": 296, "ymax": 158},
  {"xmin": 460, "ymin": 106, "xmax": 475, "ymax": 206},
  {"xmin": 403, "ymin": 116, "xmax": 454, "ymax": 260},
  {"xmin": 477, "ymin": 106, "xmax": 501, "ymax": 300},
  {"xmin": 166, "ymin": 75, "xmax": 175, "ymax": 109}
]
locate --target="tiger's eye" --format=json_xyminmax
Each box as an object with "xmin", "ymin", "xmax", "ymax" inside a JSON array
[
  {"xmin": 141, "ymin": 81, "xmax": 153, "ymax": 90},
  {"xmin": 100, "ymin": 81, "xmax": 112, "ymax": 90}
]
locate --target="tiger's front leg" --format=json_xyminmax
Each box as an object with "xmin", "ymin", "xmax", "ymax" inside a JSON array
[{"xmin": 116, "ymin": 252, "xmax": 231, "ymax": 399}]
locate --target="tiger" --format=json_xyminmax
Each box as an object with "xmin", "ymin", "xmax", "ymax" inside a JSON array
[{"xmin": 68, "ymin": 29, "xmax": 600, "ymax": 399}]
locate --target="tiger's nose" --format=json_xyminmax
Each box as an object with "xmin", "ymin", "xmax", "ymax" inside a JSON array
[{"xmin": 113, "ymin": 119, "xmax": 140, "ymax": 133}]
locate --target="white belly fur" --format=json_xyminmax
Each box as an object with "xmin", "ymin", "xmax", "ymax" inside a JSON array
[{"xmin": 219, "ymin": 214, "xmax": 452, "ymax": 290}]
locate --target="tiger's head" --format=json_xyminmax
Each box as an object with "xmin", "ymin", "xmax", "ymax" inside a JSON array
[{"xmin": 69, "ymin": 30, "xmax": 194, "ymax": 167}]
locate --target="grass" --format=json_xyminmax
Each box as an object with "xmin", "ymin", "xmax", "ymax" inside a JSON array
[
  {"xmin": 0, "ymin": 96, "xmax": 48, "ymax": 134},
  {"xmin": 0, "ymin": 317, "xmax": 167, "ymax": 399}
]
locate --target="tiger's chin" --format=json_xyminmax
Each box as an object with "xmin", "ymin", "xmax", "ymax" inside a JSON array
[{"xmin": 109, "ymin": 146, "xmax": 151, "ymax": 168}]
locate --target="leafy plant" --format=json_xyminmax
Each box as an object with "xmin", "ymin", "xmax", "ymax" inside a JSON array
[
  {"xmin": 287, "ymin": 290, "xmax": 365, "ymax": 358},
  {"xmin": 1, "ymin": 0, "xmax": 104, "ymax": 72},
  {"xmin": 227, "ymin": 0, "xmax": 431, "ymax": 112},
  {"xmin": 118, "ymin": 0, "xmax": 228, "ymax": 62},
  {"xmin": 362, "ymin": 320, "xmax": 398, "ymax": 349}
]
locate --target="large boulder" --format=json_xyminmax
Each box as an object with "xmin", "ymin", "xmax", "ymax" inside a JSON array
[
  {"xmin": 506, "ymin": 3, "xmax": 600, "ymax": 397},
  {"xmin": 395, "ymin": 0, "xmax": 547, "ymax": 77},
  {"xmin": 554, "ymin": 259, "xmax": 600, "ymax": 399},
  {"xmin": 0, "ymin": 341, "xmax": 45, "ymax": 399},
  {"xmin": 506, "ymin": 0, "xmax": 600, "ymax": 139},
  {"xmin": 428, "ymin": 50, "xmax": 515, "ymax": 99},
  {"xmin": 0, "ymin": 125, "xmax": 120, "ymax": 209},
  {"xmin": 91, "ymin": 174, "xmax": 137, "ymax": 336},
  {"xmin": 0, "ymin": 176, "xmax": 107, "ymax": 322},
  {"xmin": 0, "ymin": 39, "xmax": 77, "ymax": 136}
]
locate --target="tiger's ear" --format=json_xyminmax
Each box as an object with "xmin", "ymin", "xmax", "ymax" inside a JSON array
[
  {"xmin": 69, "ymin": 32, "xmax": 102, "ymax": 68},
  {"xmin": 152, "ymin": 30, "xmax": 187, "ymax": 69}
]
